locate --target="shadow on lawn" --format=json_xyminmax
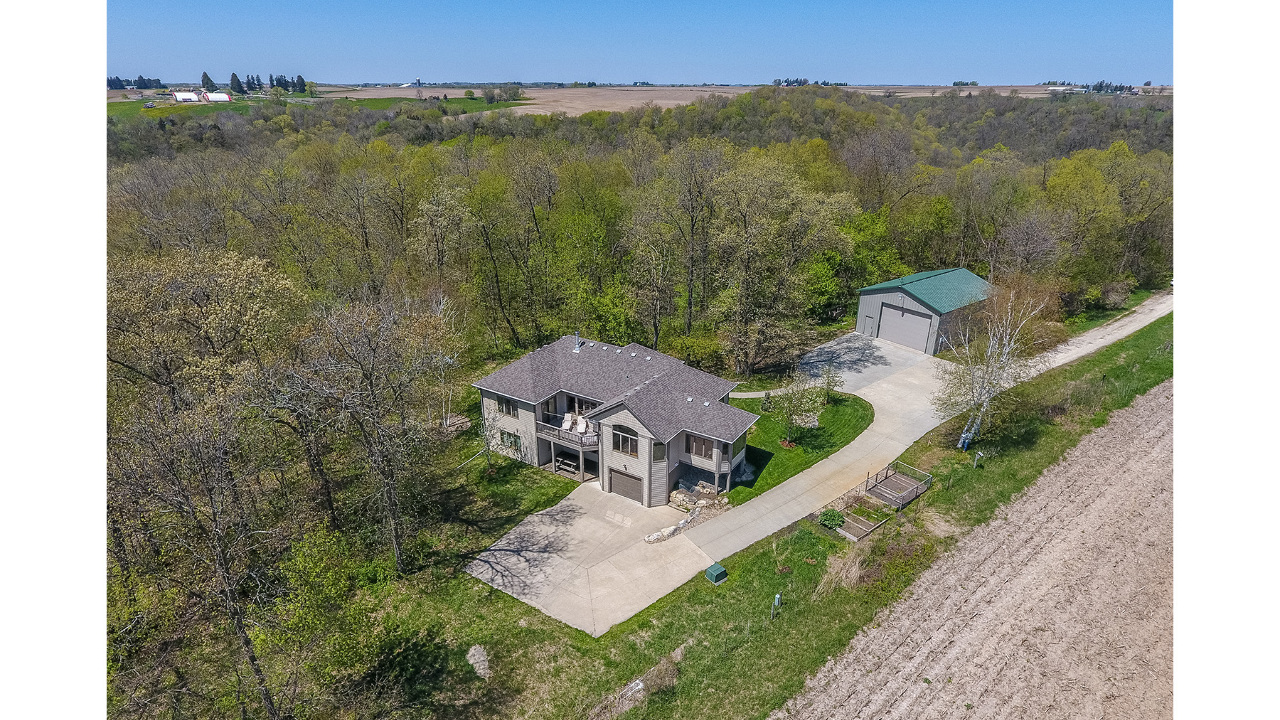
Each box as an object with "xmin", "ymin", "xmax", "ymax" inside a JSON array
[{"xmin": 734, "ymin": 446, "xmax": 775, "ymax": 490}]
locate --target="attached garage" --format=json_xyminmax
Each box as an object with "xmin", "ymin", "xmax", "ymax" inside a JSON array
[
  {"xmin": 609, "ymin": 469, "xmax": 644, "ymax": 503},
  {"xmin": 855, "ymin": 268, "xmax": 991, "ymax": 355}
]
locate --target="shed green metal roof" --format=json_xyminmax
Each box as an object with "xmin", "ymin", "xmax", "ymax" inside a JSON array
[{"xmin": 858, "ymin": 268, "xmax": 991, "ymax": 315}]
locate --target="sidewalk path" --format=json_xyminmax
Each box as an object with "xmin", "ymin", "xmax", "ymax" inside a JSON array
[{"xmin": 468, "ymin": 292, "xmax": 1172, "ymax": 636}]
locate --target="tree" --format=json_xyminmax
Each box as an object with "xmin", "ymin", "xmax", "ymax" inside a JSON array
[
  {"xmin": 229, "ymin": 72, "xmax": 246, "ymax": 94},
  {"xmin": 464, "ymin": 89, "xmax": 475, "ymax": 98},
  {"xmin": 482, "ymin": 87, "xmax": 497, "ymax": 104},
  {"xmin": 932, "ymin": 275, "xmax": 1061, "ymax": 450},
  {"xmin": 771, "ymin": 375, "xmax": 826, "ymax": 443},
  {"xmin": 295, "ymin": 75, "xmax": 306, "ymax": 93},
  {"xmin": 301, "ymin": 301, "xmax": 444, "ymax": 575},
  {"xmin": 201, "ymin": 71, "xmax": 218, "ymax": 91},
  {"xmin": 305, "ymin": 80, "xmax": 318, "ymax": 97}
]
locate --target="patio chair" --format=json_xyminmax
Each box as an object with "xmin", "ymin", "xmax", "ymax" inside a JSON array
[
  {"xmin": 560, "ymin": 413, "xmax": 574, "ymax": 431},
  {"xmin": 575, "ymin": 416, "xmax": 588, "ymax": 434}
]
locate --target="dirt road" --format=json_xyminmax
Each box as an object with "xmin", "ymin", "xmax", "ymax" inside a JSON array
[{"xmin": 774, "ymin": 380, "xmax": 1173, "ymax": 720}]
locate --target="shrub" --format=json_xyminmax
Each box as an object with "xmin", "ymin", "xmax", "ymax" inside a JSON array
[{"xmin": 818, "ymin": 509, "xmax": 845, "ymax": 529}]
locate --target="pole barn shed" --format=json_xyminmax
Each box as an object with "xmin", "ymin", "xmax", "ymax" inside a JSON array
[{"xmin": 855, "ymin": 268, "xmax": 991, "ymax": 355}]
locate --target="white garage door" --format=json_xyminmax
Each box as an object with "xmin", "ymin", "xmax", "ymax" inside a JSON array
[{"xmin": 878, "ymin": 304, "xmax": 933, "ymax": 352}]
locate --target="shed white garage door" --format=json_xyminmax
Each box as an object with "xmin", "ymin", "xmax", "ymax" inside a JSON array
[
  {"xmin": 878, "ymin": 304, "xmax": 933, "ymax": 353},
  {"xmin": 609, "ymin": 469, "xmax": 644, "ymax": 504}
]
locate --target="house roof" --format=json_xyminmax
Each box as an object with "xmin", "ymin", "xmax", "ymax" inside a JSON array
[
  {"xmin": 589, "ymin": 378, "xmax": 760, "ymax": 445},
  {"xmin": 473, "ymin": 335, "xmax": 755, "ymax": 443},
  {"xmin": 858, "ymin": 268, "xmax": 991, "ymax": 315}
]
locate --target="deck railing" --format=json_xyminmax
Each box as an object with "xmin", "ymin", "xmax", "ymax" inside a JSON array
[{"xmin": 535, "ymin": 417, "xmax": 599, "ymax": 448}]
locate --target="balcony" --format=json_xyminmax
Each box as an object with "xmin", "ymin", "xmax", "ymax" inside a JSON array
[{"xmin": 536, "ymin": 414, "xmax": 599, "ymax": 448}]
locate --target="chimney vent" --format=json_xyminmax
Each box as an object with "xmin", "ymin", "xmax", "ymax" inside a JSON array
[{"xmin": 573, "ymin": 331, "xmax": 582, "ymax": 353}]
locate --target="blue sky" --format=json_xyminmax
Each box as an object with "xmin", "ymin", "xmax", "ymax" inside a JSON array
[{"xmin": 107, "ymin": 0, "xmax": 1172, "ymax": 85}]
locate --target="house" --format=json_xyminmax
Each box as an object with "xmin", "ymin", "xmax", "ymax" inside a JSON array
[
  {"xmin": 855, "ymin": 268, "xmax": 991, "ymax": 354},
  {"xmin": 203, "ymin": 92, "xmax": 232, "ymax": 102},
  {"xmin": 172, "ymin": 91, "xmax": 201, "ymax": 103},
  {"xmin": 473, "ymin": 335, "xmax": 759, "ymax": 508}
]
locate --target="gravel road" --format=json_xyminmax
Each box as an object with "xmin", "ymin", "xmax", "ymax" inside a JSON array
[{"xmin": 774, "ymin": 380, "xmax": 1173, "ymax": 720}]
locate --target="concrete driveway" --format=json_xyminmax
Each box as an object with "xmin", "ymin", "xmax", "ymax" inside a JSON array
[
  {"xmin": 466, "ymin": 481, "xmax": 714, "ymax": 637},
  {"xmin": 467, "ymin": 293, "xmax": 1172, "ymax": 637}
]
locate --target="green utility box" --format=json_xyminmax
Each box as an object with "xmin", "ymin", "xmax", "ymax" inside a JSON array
[{"xmin": 705, "ymin": 563, "xmax": 727, "ymax": 586}]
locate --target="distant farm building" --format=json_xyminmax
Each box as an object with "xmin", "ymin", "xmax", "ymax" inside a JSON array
[
  {"xmin": 172, "ymin": 92, "xmax": 201, "ymax": 103},
  {"xmin": 203, "ymin": 92, "xmax": 232, "ymax": 102},
  {"xmin": 855, "ymin": 268, "xmax": 991, "ymax": 355}
]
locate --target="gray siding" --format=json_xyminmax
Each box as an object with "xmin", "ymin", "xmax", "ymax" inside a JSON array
[
  {"xmin": 855, "ymin": 289, "xmax": 944, "ymax": 355},
  {"xmin": 480, "ymin": 389, "xmax": 537, "ymax": 464},
  {"xmin": 594, "ymin": 406, "xmax": 658, "ymax": 506}
]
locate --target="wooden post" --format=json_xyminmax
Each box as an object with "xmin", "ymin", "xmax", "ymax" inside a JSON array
[{"xmin": 578, "ymin": 447, "xmax": 584, "ymax": 482}]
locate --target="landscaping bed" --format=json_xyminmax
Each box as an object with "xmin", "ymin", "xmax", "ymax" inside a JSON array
[{"xmin": 725, "ymin": 392, "xmax": 874, "ymax": 505}]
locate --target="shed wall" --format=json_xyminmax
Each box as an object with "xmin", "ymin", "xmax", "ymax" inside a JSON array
[{"xmin": 855, "ymin": 289, "xmax": 943, "ymax": 355}]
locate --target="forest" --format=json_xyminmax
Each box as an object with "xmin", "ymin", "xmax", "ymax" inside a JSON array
[{"xmin": 106, "ymin": 84, "xmax": 1172, "ymax": 718}]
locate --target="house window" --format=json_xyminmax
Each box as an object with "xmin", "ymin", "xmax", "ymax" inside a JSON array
[
  {"xmin": 652, "ymin": 442, "xmax": 665, "ymax": 461},
  {"xmin": 500, "ymin": 430, "xmax": 522, "ymax": 452},
  {"xmin": 732, "ymin": 434, "xmax": 746, "ymax": 457},
  {"xmin": 541, "ymin": 397, "xmax": 556, "ymax": 417},
  {"xmin": 686, "ymin": 433, "xmax": 713, "ymax": 459},
  {"xmin": 612, "ymin": 425, "xmax": 639, "ymax": 457},
  {"xmin": 496, "ymin": 396, "xmax": 518, "ymax": 417}
]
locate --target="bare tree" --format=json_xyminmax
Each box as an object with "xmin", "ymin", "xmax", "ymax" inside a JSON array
[
  {"xmin": 933, "ymin": 276, "xmax": 1061, "ymax": 449},
  {"xmin": 301, "ymin": 301, "xmax": 443, "ymax": 574},
  {"xmin": 109, "ymin": 390, "xmax": 288, "ymax": 720}
]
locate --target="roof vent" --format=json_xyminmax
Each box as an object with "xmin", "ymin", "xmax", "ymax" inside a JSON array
[
  {"xmin": 687, "ymin": 397, "xmax": 693, "ymax": 402},
  {"xmin": 645, "ymin": 356, "xmax": 651, "ymax": 360},
  {"xmin": 573, "ymin": 330, "xmax": 582, "ymax": 353},
  {"xmin": 589, "ymin": 342, "xmax": 596, "ymax": 347},
  {"xmin": 616, "ymin": 348, "xmax": 622, "ymax": 353},
  {"xmin": 704, "ymin": 401, "xmax": 710, "ymax": 406},
  {"xmin": 630, "ymin": 352, "xmax": 636, "ymax": 357}
]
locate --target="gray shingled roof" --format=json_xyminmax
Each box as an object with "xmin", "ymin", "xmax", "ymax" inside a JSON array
[{"xmin": 473, "ymin": 335, "xmax": 755, "ymax": 443}]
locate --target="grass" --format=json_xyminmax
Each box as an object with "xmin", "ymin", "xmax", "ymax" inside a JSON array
[
  {"xmin": 725, "ymin": 393, "xmax": 874, "ymax": 505},
  {"xmin": 1062, "ymin": 288, "xmax": 1157, "ymax": 336},
  {"xmin": 901, "ymin": 313, "xmax": 1173, "ymax": 527},
  {"xmin": 365, "ymin": 313, "xmax": 1171, "ymax": 719},
  {"xmin": 379, "ymin": 517, "xmax": 938, "ymax": 720},
  {"xmin": 107, "ymin": 99, "xmax": 261, "ymax": 119}
]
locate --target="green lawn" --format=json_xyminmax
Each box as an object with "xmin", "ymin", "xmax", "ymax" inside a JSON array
[
  {"xmin": 378, "ymin": 517, "xmax": 937, "ymax": 720},
  {"xmin": 107, "ymin": 99, "xmax": 258, "ymax": 119},
  {"xmin": 364, "ymin": 315, "xmax": 1171, "ymax": 719},
  {"xmin": 901, "ymin": 313, "xmax": 1173, "ymax": 527},
  {"xmin": 1063, "ymin": 288, "xmax": 1157, "ymax": 336},
  {"xmin": 726, "ymin": 392, "xmax": 874, "ymax": 505}
]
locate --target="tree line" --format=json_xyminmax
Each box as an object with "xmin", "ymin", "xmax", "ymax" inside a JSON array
[
  {"xmin": 106, "ymin": 84, "xmax": 1171, "ymax": 717},
  {"xmin": 108, "ymin": 76, "xmax": 166, "ymax": 90}
]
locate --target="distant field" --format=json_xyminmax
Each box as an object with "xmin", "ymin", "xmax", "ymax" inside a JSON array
[
  {"xmin": 320, "ymin": 84, "xmax": 759, "ymax": 115},
  {"xmin": 840, "ymin": 84, "xmax": 1173, "ymax": 98},
  {"xmin": 107, "ymin": 95, "xmax": 526, "ymax": 120},
  {"xmin": 330, "ymin": 96, "xmax": 528, "ymax": 113},
  {"xmin": 106, "ymin": 99, "xmax": 256, "ymax": 119}
]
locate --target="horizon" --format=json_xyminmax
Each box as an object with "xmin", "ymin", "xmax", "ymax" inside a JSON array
[{"xmin": 108, "ymin": 0, "xmax": 1173, "ymax": 87}]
